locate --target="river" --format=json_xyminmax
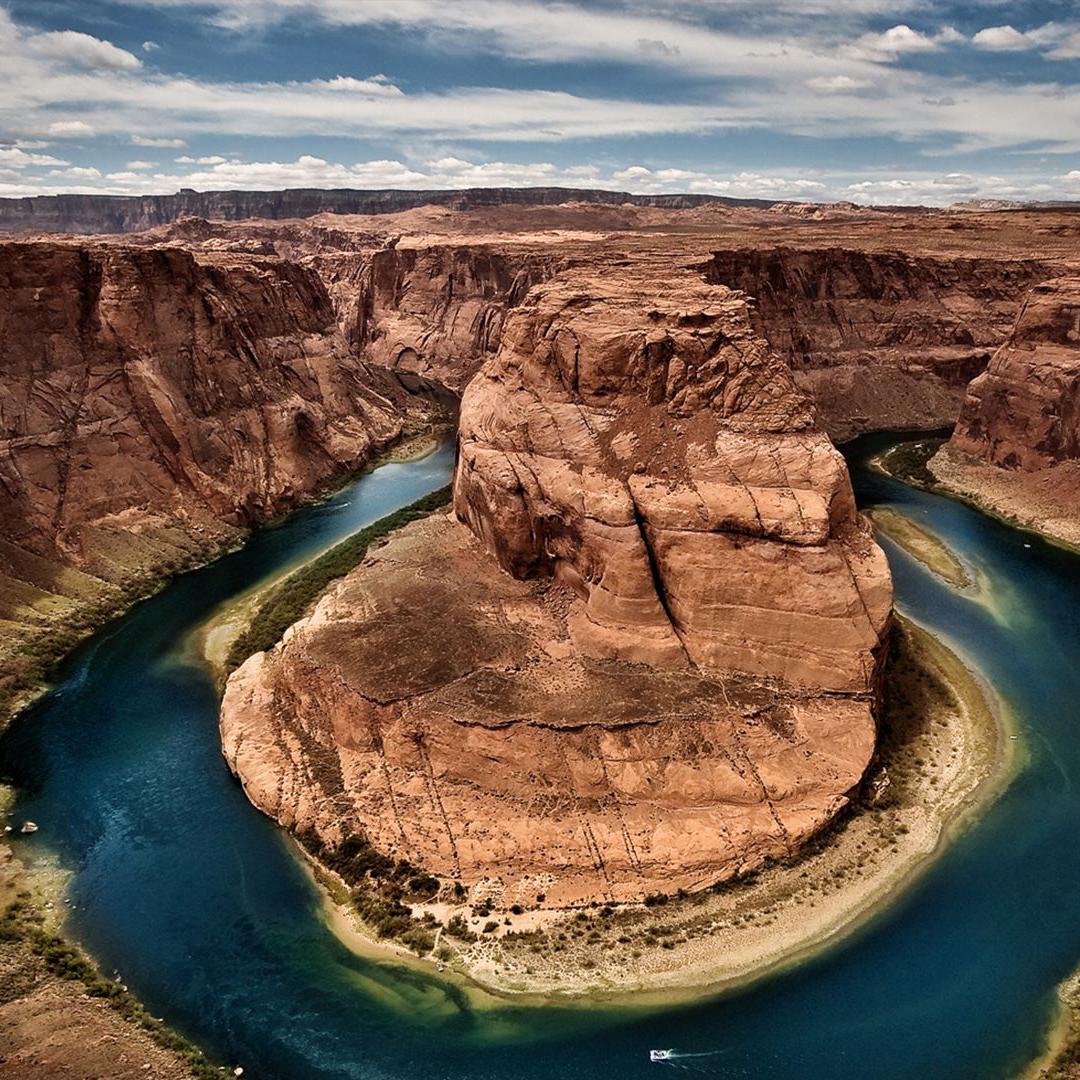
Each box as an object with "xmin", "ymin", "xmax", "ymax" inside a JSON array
[{"xmin": 2, "ymin": 431, "xmax": 1079, "ymax": 1080}]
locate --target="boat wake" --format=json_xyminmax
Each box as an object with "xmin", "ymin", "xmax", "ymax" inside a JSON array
[{"xmin": 650, "ymin": 1049, "xmax": 726, "ymax": 1071}]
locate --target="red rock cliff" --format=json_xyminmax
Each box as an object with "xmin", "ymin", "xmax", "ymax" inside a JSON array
[
  {"xmin": 217, "ymin": 255, "xmax": 891, "ymax": 909},
  {"xmin": 0, "ymin": 241, "xmax": 419, "ymax": 569},
  {"xmin": 704, "ymin": 248, "xmax": 1054, "ymax": 440},
  {"xmin": 455, "ymin": 256, "xmax": 892, "ymax": 691},
  {"xmin": 950, "ymin": 277, "xmax": 1080, "ymax": 469}
]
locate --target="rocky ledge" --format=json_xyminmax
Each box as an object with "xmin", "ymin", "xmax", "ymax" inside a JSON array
[{"xmin": 221, "ymin": 257, "xmax": 892, "ymax": 909}]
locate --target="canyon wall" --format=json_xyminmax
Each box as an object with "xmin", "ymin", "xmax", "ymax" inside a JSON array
[
  {"xmin": 315, "ymin": 245, "xmax": 561, "ymax": 391},
  {"xmin": 930, "ymin": 277, "xmax": 1080, "ymax": 546},
  {"xmin": 221, "ymin": 257, "xmax": 892, "ymax": 907},
  {"xmin": 0, "ymin": 240, "xmax": 433, "ymax": 709},
  {"xmin": 950, "ymin": 277, "xmax": 1080, "ymax": 469},
  {"xmin": 705, "ymin": 248, "xmax": 1055, "ymax": 440}
]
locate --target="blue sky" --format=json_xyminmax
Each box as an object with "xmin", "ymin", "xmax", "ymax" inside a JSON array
[{"xmin": 1, "ymin": 0, "xmax": 1079, "ymax": 205}]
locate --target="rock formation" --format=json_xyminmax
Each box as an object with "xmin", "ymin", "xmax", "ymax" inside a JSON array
[
  {"xmin": 0, "ymin": 186, "xmax": 785, "ymax": 236},
  {"xmin": 316, "ymin": 244, "xmax": 560, "ymax": 391},
  {"xmin": 931, "ymin": 277, "xmax": 1080, "ymax": 546},
  {"xmin": 221, "ymin": 256, "xmax": 892, "ymax": 907},
  {"xmin": 950, "ymin": 277, "xmax": 1080, "ymax": 469},
  {"xmin": 0, "ymin": 241, "xmax": 423, "ymax": 568},
  {"xmin": 704, "ymin": 248, "xmax": 1055, "ymax": 441},
  {"xmin": 0, "ymin": 239, "xmax": 436, "ymax": 709}
]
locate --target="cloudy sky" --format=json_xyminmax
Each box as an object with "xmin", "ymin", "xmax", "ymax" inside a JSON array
[{"xmin": 1, "ymin": 0, "xmax": 1079, "ymax": 206}]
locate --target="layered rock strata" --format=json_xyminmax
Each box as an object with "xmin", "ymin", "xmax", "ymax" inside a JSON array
[
  {"xmin": 931, "ymin": 277, "xmax": 1080, "ymax": 546},
  {"xmin": 222, "ymin": 259, "xmax": 892, "ymax": 907},
  {"xmin": 705, "ymin": 248, "xmax": 1055, "ymax": 440},
  {"xmin": 0, "ymin": 240, "xmax": 433, "ymax": 708}
]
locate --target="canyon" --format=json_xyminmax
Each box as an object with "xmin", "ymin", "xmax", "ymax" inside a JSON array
[{"xmin": 3, "ymin": 196, "xmax": 1080, "ymax": 911}]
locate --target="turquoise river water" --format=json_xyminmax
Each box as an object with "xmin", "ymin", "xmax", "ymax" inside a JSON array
[{"xmin": 2, "ymin": 431, "xmax": 1080, "ymax": 1079}]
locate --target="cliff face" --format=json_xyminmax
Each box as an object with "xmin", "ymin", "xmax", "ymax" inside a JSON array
[
  {"xmin": 950, "ymin": 277, "xmax": 1080, "ymax": 469},
  {"xmin": 0, "ymin": 240, "xmax": 431, "ymax": 710},
  {"xmin": 315, "ymin": 245, "xmax": 560, "ymax": 391},
  {"xmin": 455, "ymin": 258, "xmax": 891, "ymax": 690},
  {"xmin": 0, "ymin": 242, "xmax": 417, "ymax": 564},
  {"xmin": 221, "ymin": 258, "xmax": 892, "ymax": 908},
  {"xmin": 704, "ymin": 248, "xmax": 1054, "ymax": 440}
]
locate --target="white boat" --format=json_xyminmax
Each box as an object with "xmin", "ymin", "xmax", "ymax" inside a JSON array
[{"xmin": 650, "ymin": 1049, "xmax": 675, "ymax": 1062}]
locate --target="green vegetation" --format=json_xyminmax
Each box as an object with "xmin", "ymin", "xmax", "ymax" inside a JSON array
[
  {"xmin": 225, "ymin": 485, "xmax": 453, "ymax": 671},
  {"xmin": 297, "ymin": 830, "xmax": 442, "ymax": 955},
  {"xmin": 878, "ymin": 438, "xmax": 947, "ymax": 488},
  {"xmin": 1, "ymin": 892, "xmax": 226, "ymax": 1078}
]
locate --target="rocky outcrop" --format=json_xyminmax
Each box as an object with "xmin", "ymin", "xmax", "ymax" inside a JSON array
[
  {"xmin": 0, "ymin": 242, "xmax": 422, "ymax": 565},
  {"xmin": 221, "ymin": 257, "xmax": 892, "ymax": 908},
  {"xmin": 929, "ymin": 277, "xmax": 1080, "ymax": 547},
  {"xmin": 704, "ymin": 248, "xmax": 1055, "ymax": 440},
  {"xmin": 222, "ymin": 512, "xmax": 879, "ymax": 907},
  {"xmin": 455, "ymin": 258, "xmax": 892, "ymax": 690},
  {"xmin": 950, "ymin": 277, "xmax": 1080, "ymax": 469}
]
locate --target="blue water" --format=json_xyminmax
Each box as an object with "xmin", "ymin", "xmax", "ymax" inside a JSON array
[{"xmin": 2, "ymin": 431, "xmax": 1080, "ymax": 1080}]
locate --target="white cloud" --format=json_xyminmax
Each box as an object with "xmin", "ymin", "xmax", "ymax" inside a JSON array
[
  {"xmin": 47, "ymin": 121, "xmax": 95, "ymax": 138},
  {"xmin": 176, "ymin": 154, "xmax": 229, "ymax": 164},
  {"xmin": 125, "ymin": 159, "xmax": 156, "ymax": 170},
  {"xmin": 806, "ymin": 75, "xmax": 872, "ymax": 94},
  {"xmin": 972, "ymin": 26, "xmax": 1036, "ymax": 52},
  {"xmin": 48, "ymin": 165, "xmax": 102, "ymax": 179},
  {"xmin": 132, "ymin": 135, "xmax": 187, "ymax": 148},
  {"xmin": 142, "ymin": 40, "xmax": 160, "ymax": 52},
  {"xmin": 0, "ymin": 146, "xmax": 67, "ymax": 168},
  {"xmin": 30, "ymin": 30, "xmax": 141, "ymax": 70},
  {"xmin": 1045, "ymin": 30, "xmax": 1080, "ymax": 60},
  {"xmin": 846, "ymin": 24, "xmax": 939, "ymax": 61}
]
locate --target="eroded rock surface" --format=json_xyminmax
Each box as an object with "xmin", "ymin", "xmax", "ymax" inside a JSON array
[
  {"xmin": 931, "ymin": 277, "xmax": 1080, "ymax": 546},
  {"xmin": 950, "ymin": 277, "xmax": 1080, "ymax": 469},
  {"xmin": 222, "ymin": 514, "xmax": 877, "ymax": 907},
  {"xmin": 222, "ymin": 259, "xmax": 891, "ymax": 907},
  {"xmin": 705, "ymin": 248, "xmax": 1055, "ymax": 441},
  {"xmin": 0, "ymin": 240, "xmax": 432, "ymax": 708},
  {"xmin": 455, "ymin": 258, "xmax": 892, "ymax": 691}
]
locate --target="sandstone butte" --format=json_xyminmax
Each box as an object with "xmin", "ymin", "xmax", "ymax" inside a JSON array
[{"xmin": 3, "ymin": 198, "xmax": 1080, "ymax": 909}]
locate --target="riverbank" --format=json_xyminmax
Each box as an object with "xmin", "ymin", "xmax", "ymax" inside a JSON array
[
  {"xmin": 197, "ymin": 425, "xmax": 451, "ymax": 685},
  {"xmin": 310, "ymin": 617, "xmax": 1012, "ymax": 1000},
  {"xmin": 928, "ymin": 446, "xmax": 1080, "ymax": 554},
  {"xmin": 0, "ymin": 421, "xmax": 449, "ymax": 1080}
]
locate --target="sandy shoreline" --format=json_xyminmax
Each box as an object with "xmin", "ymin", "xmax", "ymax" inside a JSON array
[{"xmin": 296, "ymin": 617, "xmax": 1015, "ymax": 1003}]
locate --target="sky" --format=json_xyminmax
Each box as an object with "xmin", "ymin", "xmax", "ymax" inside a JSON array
[{"xmin": 1, "ymin": 0, "xmax": 1079, "ymax": 206}]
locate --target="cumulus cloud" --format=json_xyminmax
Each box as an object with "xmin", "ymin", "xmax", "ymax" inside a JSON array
[
  {"xmin": 131, "ymin": 135, "xmax": 187, "ymax": 148},
  {"xmin": 47, "ymin": 121, "xmax": 95, "ymax": 138},
  {"xmin": 29, "ymin": 30, "xmax": 141, "ymax": 70},
  {"xmin": 972, "ymin": 26, "xmax": 1037, "ymax": 52},
  {"xmin": 846, "ymin": 24, "xmax": 939, "ymax": 61},
  {"xmin": 806, "ymin": 74, "xmax": 872, "ymax": 94},
  {"xmin": 48, "ymin": 165, "xmax": 102, "ymax": 179},
  {"xmin": 0, "ymin": 146, "xmax": 68, "ymax": 168}
]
